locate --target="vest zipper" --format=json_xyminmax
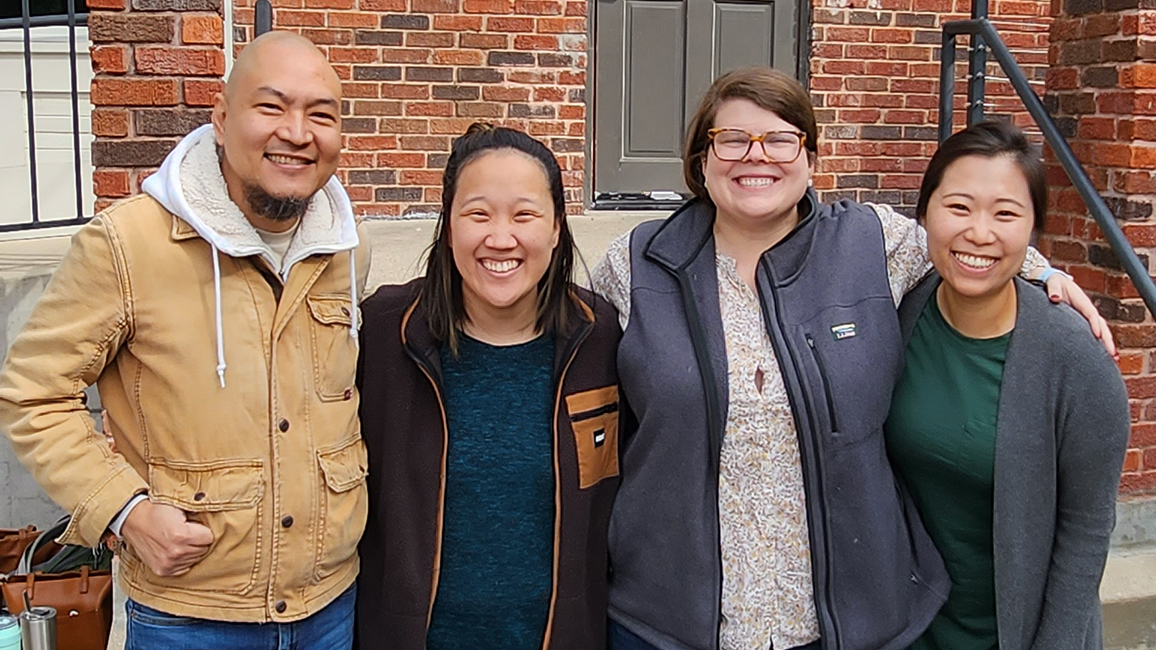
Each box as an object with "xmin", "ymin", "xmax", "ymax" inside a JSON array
[
  {"xmin": 758, "ymin": 259, "xmax": 843, "ymax": 650},
  {"xmin": 804, "ymin": 334, "xmax": 840, "ymax": 432}
]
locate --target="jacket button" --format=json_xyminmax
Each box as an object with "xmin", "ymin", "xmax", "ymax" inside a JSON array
[
  {"xmin": 281, "ymin": 515, "xmax": 294, "ymax": 528},
  {"xmin": 193, "ymin": 492, "xmax": 205, "ymax": 502},
  {"xmin": 341, "ymin": 306, "xmax": 350, "ymax": 317},
  {"xmin": 275, "ymin": 601, "xmax": 287, "ymax": 613},
  {"xmin": 343, "ymin": 389, "xmax": 352, "ymax": 401},
  {"xmin": 910, "ymin": 573, "xmax": 919, "ymax": 584},
  {"xmin": 278, "ymin": 419, "xmax": 290, "ymax": 432}
]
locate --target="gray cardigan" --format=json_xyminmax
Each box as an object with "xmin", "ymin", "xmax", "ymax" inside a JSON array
[{"xmin": 898, "ymin": 275, "xmax": 1131, "ymax": 650}]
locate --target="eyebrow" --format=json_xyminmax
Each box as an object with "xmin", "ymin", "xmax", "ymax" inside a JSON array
[
  {"xmin": 255, "ymin": 86, "xmax": 339, "ymax": 110},
  {"xmin": 941, "ymin": 191, "xmax": 1027, "ymax": 208}
]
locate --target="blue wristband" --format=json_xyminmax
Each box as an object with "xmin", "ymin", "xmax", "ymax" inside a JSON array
[{"xmin": 1038, "ymin": 267, "xmax": 1072, "ymax": 284}]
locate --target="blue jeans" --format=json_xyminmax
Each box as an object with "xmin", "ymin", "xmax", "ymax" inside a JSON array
[
  {"xmin": 608, "ymin": 619, "xmax": 821, "ymax": 650},
  {"xmin": 125, "ymin": 585, "xmax": 355, "ymax": 650}
]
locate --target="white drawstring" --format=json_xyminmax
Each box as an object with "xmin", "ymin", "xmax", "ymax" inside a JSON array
[
  {"xmin": 348, "ymin": 249, "xmax": 359, "ymax": 345},
  {"xmin": 212, "ymin": 244, "xmax": 227, "ymax": 388}
]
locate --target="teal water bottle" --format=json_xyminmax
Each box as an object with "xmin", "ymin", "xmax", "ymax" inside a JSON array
[{"xmin": 0, "ymin": 614, "xmax": 20, "ymax": 650}]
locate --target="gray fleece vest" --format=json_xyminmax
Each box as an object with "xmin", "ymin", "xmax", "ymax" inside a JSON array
[{"xmin": 608, "ymin": 190, "xmax": 950, "ymax": 650}]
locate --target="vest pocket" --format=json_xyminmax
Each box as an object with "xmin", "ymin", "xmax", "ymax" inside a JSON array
[
  {"xmin": 307, "ymin": 294, "xmax": 358, "ymax": 402},
  {"xmin": 313, "ymin": 436, "xmax": 369, "ymax": 581},
  {"xmin": 565, "ymin": 386, "xmax": 620, "ymax": 489},
  {"xmin": 133, "ymin": 460, "xmax": 265, "ymax": 594}
]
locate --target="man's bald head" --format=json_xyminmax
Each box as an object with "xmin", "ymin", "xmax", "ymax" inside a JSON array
[
  {"xmin": 225, "ymin": 31, "xmax": 340, "ymax": 102},
  {"xmin": 211, "ymin": 31, "xmax": 344, "ymax": 232}
]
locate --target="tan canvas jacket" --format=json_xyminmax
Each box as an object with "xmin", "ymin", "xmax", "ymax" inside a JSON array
[{"xmin": 0, "ymin": 126, "xmax": 371, "ymax": 622}]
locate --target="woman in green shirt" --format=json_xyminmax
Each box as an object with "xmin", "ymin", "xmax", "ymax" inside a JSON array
[{"xmin": 885, "ymin": 121, "xmax": 1131, "ymax": 650}]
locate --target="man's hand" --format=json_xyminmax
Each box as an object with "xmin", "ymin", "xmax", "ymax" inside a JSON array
[{"xmin": 120, "ymin": 500, "xmax": 214, "ymax": 577}]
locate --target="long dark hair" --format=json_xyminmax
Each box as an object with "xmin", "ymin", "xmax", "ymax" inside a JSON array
[
  {"xmin": 917, "ymin": 120, "xmax": 1047, "ymax": 232},
  {"xmin": 420, "ymin": 123, "xmax": 575, "ymax": 354}
]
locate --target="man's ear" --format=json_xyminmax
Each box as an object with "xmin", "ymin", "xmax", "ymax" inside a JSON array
[{"xmin": 211, "ymin": 92, "xmax": 227, "ymax": 146}]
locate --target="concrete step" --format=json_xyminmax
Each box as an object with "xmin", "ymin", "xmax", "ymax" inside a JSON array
[{"xmin": 1103, "ymin": 545, "xmax": 1156, "ymax": 650}]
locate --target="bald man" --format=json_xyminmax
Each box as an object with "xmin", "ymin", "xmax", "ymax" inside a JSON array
[{"xmin": 0, "ymin": 32, "xmax": 369, "ymax": 649}]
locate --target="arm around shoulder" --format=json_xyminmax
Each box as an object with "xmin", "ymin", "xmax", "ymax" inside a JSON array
[{"xmin": 0, "ymin": 215, "xmax": 148, "ymax": 546}]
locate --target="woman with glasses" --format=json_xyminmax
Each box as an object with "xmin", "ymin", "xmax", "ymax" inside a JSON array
[{"xmin": 591, "ymin": 67, "xmax": 1113, "ymax": 650}]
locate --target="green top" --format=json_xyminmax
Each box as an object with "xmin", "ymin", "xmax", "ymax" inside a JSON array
[{"xmin": 885, "ymin": 291, "xmax": 1010, "ymax": 650}]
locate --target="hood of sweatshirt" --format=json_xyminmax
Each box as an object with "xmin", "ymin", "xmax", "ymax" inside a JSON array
[{"xmin": 141, "ymin": 124, "xmax": 360, "ymax": 388}]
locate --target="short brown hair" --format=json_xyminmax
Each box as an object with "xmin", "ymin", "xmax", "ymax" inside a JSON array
[{"xmin": 684, "ymin": 67, "xmax": 818, "ymax": 201}]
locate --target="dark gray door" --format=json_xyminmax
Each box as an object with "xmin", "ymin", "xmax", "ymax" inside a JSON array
[{"xmin": 593, "ymin": 0, "xmax": 797, "ymax": 201}]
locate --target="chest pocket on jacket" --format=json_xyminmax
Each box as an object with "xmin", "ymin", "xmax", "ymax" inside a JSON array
[
  {"xmin": 307, "ymin": 294, "xmax": 357, "ymax": 402},
  {"xmin": 565, "ymin": 386, "xmax": 620, "ymax": 489}
]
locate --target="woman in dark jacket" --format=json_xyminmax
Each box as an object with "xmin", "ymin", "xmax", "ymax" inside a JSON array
[
  {"xmin": 591, "ymin": 67, "xmax": 1112, "ymax": 650},
  {"xmin": 355, "ymin": 124, "xmax": 623, "ymax": 650},
  {"xmin": 886, "ymin": 121, "xmax": 1130, "ymax": 650}
]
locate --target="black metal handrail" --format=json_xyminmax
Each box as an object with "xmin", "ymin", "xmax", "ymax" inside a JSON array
[
  {"xmin": 0, "ymin": 0, "xmax": 90, "ymax": 233},
  {"xmin": 939, "ymin": 17, "xmax": 1156, "ymax": 318}
]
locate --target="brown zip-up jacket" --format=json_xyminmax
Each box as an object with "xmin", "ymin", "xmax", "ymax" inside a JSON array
[{"xmin": 355, "ymin": 280, "xmax": 624, "ymax": 650}]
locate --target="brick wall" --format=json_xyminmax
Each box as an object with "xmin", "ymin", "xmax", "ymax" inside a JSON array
[
  {"xmin": 1041, "ymin": 0, "xmax": 1156, "ymax": 495},
  {"xmin": 229, "ymin": 0, "xmax": 587, "ymax": 217},
  {"xmin": 89, "ymin": 0, "xmax": 224, "ymax": 212},
  {"xmin": 809, "ymin": 0, "xmax": 1052, "ymax": 214}
]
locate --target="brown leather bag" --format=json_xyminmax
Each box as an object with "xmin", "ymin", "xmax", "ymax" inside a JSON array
[
  {"xmin": 0, "ymin": 518, "xmax": 114, "ymax": 650},
  {"xmin": 1, "ymin": 567, "xmax": 113, "ymax": 650},
  {"xmin": 0, "ymin": 527, "xmax": 59, "ymax": 575}
]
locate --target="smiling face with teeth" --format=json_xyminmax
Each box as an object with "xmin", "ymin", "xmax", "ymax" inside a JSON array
[
  {"xmin": 924, "ymin": 154, "xmax": 1034, "ymax": 309},
  {"xmin": 212, "ymin": 33, "xmax": 342, "ymax": 231},
  {"xmin": 702, "ymin": 99, "xmax": 814, "ymax": 243},
  {"xmin": 449, "ymin": 149, "xmax": 561, "ymax": 339}
]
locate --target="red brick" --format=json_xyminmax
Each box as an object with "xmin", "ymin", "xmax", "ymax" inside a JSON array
[
  {"xmin": 360, "ymin": 0, "xmax": 406, "ymax": 8},
  {"xmin": 827, "ymin": 27, "xmax": 870, "ymax": 41},
  {"xmin": 184, "ymin": 79, "xmax": 223, "ymax": 107},
  {"xmin": 487, "ymin": 16, "xmax": 535, "ymax": 31},
  {"xmin": 460, "ymin": 33, "xmax": 509, "ymax": 49},
  {"xmin": 382, "ymin": 84, "xmax": 431, "ymax": 99},
  {"xmin": 565, "ymin": 1, "xmax": 586, "ymax": 15},
  {"xmin": 433, "ymin": 50, "xmax": 486, "ymax": 65},
  {"xmin": 92, "ymin": 78, "xmax": 179, "ymax": 107},
  {"xmin": 342, "ymin": 83, "xmax": 379, "ymax": 98},
  {"xmin": 87, "ymin": 0, "xmax": 125, "ymax": 7},
  {"xmin": 94, "ymin": 170, "xmax": 131, "ymax": 198},
  {"xmin": 537, "ymin": 17, "xmax": 585, "ymax": 33},
  {"xmin": 378, "ymin": 153, "xmax": 428, "ymax": 168},
  {"xmin": 515, "ymin": 34, "xmax": 559, "ymax": 50},
  {"xmin": 516, "ymin": 0, "xmax": 563, "ymax": 12},
  {"xmin": 434, "ymin": 15, "xmax": 484, "ymax": 30},
  {"xmin": 483, "ymin": 86, "xmax": 532, "ymax": 102},
  {"xmin": 92, "ymin": 109, "xmax": 130, "ymax": 137},
  {"xmin": 329, "ymin": 12, "xmax": 379, "ymax": 28},
  {"xmin": 1119, "ymin": 471, "xmax": 1156, "ymax": 494},
  {"xmin": 464, "ymin": 0, "xmax": 513, "ymax": 10},
  {"xmin": 349, "ymin": 135, "xmax": 404, "ymax": 150},
  {"xmin": 406, "ymin": 32, "xmax": 455, "ymax": 47},
  {"xmin": 330, "ymin": 47, "xmax": 379, "ymax": 63},
  {"xmin": 871, "ymin": 28, "xmax": 914, "ymax": 43},
  {"xmin": 91, "ymin": 45, "xmax": 128, "ymax": 74},
  {"xmin": 181, "ymin": 14, "xmax": 223, "ymax": 45},
  {"xmin": 305, "ymin": 0, "xmax": 354, "ymax": 7},
  {"xmin": 1119, "ymin": 352, "xmax": 1146, "ymax": 375},
  {"xmin": 383, "ymin": 49, "xmax": 434, "ymax": 64},
  {"xmin": 277, "ymin": 10, "xmax": 327, "ymax": 26},
  {"xmin": 406, "ymin": 102, "xmax": 455, "ymax": 117},
  {"xmin": 400, "ymin": 170, "xmax": 446, "ymax": 184}
]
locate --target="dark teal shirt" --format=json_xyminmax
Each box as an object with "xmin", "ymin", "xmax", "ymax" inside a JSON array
[
  {"xmin": 426, "ymin": 334, "xmax": 556, "ymax": 650},
  {"xmin": 886, "ymin": 294, "xmax": 1009, "ymax": 650}
]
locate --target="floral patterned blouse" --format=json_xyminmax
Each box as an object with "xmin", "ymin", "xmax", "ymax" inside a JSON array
[{"xmin": 591, "ymin": 203, "xmax": 1047, "ymax": 650}]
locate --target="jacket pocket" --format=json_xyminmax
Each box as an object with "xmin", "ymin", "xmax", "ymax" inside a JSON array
[
  {"xmin": 132, "ymin": 460, "xmax": 264, "ymax": 594},
  {"xmin": 565, "ymin": 386, "xmax": 620, "ymax": 489},
  {"xmin": 306, "ymin": 294, "xmax": 358, "ymax": 402},
  {"xmin": 313, "ymin": 436, "xmax": 369, "ymax": 581}
]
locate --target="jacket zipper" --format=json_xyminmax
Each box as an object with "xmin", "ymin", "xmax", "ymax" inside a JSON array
[
  {"xmin": 539, "ymin": 318, "xmax": 594, "ymax": 650},
  {"xmin": 758, "ymin": 259, "xmax": 843, "ymax": 650},
  {"xmin": 804, "ymin": 334, "xmax": 840, "ymax": 432},
  {"xmin": 568, "ymin": 401, "xmax": 619, "ymax": 422},
  {"xmin": 400, "ymin": 330, "xmax": 450, "ymax": 635}
]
